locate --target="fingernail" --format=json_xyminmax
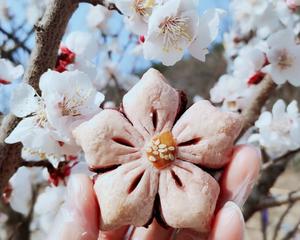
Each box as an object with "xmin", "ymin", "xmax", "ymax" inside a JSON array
[
  {"xmin": 224, "ymin": 201, "xmax": 245, "ymax": 232},
  {"xmin": 223, "ymin": 202, "xmax": 245, "ymax": 230},
  {"xmin": 232, "ymin": 146, "xmax": 261, "ymax": 207},
  {"xmin": 211, "ymin": 202, "xmax": 244, "ymax": 240},
  {"xmin": 232, "ymin": 175, "xmax": 256, "ymax": 207}
]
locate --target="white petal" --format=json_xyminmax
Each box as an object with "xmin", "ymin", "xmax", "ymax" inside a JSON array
[
  {"xmin": 5, "ymin": 117, "xmax": 36, "ymax": 144},
  {"xmin": 189, "ymin": 9, "xmax": 225, "ymax": 61},
  {"xmin": 64, "ymin": 31, "xmax": 99, "ymax": 60},
  {"xmin": 267, "ymin": 28, "xmax": 295, "ymax": 47},
  {"xmin": 9, "ymin": 167, "xmax": 32, "ymax": 216},
  {"xmin": 287, "ymin": 100, "xmax": 299, "ymax": 116},
  {"xmin": 255, "ymin": 112, "xmax": 272, "ymax": 128},
  {"xmin": 143, "ymin": 38, "xmax": 185, "ymax": 66},
  {"xmin": 34, "ymin": 186, "xmax": 65, "ymax": 215},
  {"xmin": 10, "ymin": 83, "xmax": 39, "ymax": 117},
  {"xmin": 272, "ymin": 99, "xmax": 286, "ymax": 120},
  {"xmin": 0, "ymin": 59, "xmax": 24, "ymax": 82},
  {"xmin": 94, "ymin": 92, "xmax": 105, "ymax": 106}
]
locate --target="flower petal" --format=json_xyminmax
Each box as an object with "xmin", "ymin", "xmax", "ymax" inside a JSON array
[
  {"xmin": 159, "ymin": 160, "xmax": 219, "ymax": 232},
  {"xmin": 94, "ymin": 161, "xmax": 159, "ymax": 230},
  {"xmin": 5, "ymin": 117, "xmax": 36, "ymax": 144},
  {"xmin": 189, "ymin": 9, "xmax": 225, "ymax": 61},
  {"xmin": 10, "ymin": 83, "xmax": 39, "ymax": 117},
  {"xmin": 122, "ymin": 68, "xmax": 180, "ymax": 139},
  {"xmin": 272, "ymin": 99, "xmax": 286, "ymax": 120},
  {"xmin": 73, "ymin": 109, "xmax": 144, "ymax": 169},
  {"xmin": 172, "ymin": 100, "xmax": 243, "ymax": 168}
]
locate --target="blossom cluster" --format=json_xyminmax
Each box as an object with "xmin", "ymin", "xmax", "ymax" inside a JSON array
[{"xmin": 210, "ymin": 0, "xmax": 300, "ymax": 157}]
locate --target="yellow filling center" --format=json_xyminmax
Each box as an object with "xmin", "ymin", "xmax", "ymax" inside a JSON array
[{"xmin": 146, "ymin": 131, "xmax": 177, "ymax": 169}]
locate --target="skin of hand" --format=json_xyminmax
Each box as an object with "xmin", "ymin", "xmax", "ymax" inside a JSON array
[{"xmin": 47, "ymin": 145, "xmax": 261, "ymax": 240}]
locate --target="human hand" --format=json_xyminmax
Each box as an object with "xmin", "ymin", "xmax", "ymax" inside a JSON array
[{"xmin": 47, "ymin": 145, "xmax": 261, "ymax": 240}]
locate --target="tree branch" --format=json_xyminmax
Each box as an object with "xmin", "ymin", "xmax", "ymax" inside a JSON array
[
  {"xmin": 282, "ymin": 217, "xmax": 300, "ymax": 240},
  {"xmin": 0, "ymin": 0, "xmax": 80, "ymax": 195},
  {"xmin": 243, "ymin": 151, "xmax": 300, "ymax": 220},
  {"xmin": 79, "ymin": 0, "xmax": 122, "ymax": 13},
  {"xmin": 258, "ymin": 190, "xmax": 300, "ymax": 209},
  {"xmin": 0, "ymin": 26, "xmax": 31, "ymax": 53},
  {"xmin": 19, "ymin": 160, "xmax": 53, "ymax": 169},
  {"xmin": 272, "ymin": 202, "xmax": 295, "ymax": 240},
  {"xmin": 240, "ymin": 75, "xmax": 277, "ymax": 133}
]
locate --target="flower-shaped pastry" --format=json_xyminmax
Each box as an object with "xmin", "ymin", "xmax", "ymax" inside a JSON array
[{"xmin": 73, "ymin": 68, "xmax": 243, "ymax": 233}]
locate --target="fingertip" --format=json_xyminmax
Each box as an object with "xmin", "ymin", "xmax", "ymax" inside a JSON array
[
  {"xmin": 218, "ymin": 145, "xmax": 261, "ymax": 208},
  {"xmin": 131, "ymin": 220, "xmax": 173, "ymax": 240},
  {"xmin": 47, "ymin": 174, "xmax": 99, "ymax": 240},
  {"xmin": 210, "ymin": 201, "xmax": 245, "ymax": 240}
]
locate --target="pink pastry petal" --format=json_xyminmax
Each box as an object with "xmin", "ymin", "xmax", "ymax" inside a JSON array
[
  {"xmin": 172, "ymin": 100, "xmax": 243, "ymax": 168},
  {"xmin": 73, "ymin": 109, "xmax": 144, "ymax": 169},
  {"xmin": 159, "ymin": 160, "xmax": 220, "ymax": 233},
  {"xmin": 122, "ymin": 68, "xmax": 180, "ymax": 140},
  {"xmin": 94, "ymin": 161, "xmax": 159, "ymax": 230}
]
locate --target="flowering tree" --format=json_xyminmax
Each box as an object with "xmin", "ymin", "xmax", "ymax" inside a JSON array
[{"xmin": 0, "ymin": 0, "xmax": 300, "ymax": 239}]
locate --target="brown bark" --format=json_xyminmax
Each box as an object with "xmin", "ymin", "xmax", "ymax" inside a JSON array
[
  {"xmin": 0, "ymin": 0, "xmax": 79, "ymax": 195},
  {"xmin": 240, "ymin": 75, "xmax": 277, "ymax": 133},
  {"xmin": 243, "ymin": 151, "xmax": 300, "ymax": 220}
]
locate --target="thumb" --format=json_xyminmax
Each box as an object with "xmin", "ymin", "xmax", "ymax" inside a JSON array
[{"xmin": 47, "ymin": 174, "xmax": 99, "ymax": 240}]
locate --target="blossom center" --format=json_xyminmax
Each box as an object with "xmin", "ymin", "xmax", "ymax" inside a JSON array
[
  {"xmin": 277, "ymin": 49, "xmax": 293, "ymax": 70},
  {"xmin": 58, "ymin": 90, "xmax": 91, "ymax": 117},
  {"xmin": 146, "ymin": 131, "xmax": 176, "ymax": 169},
  {"xmin": 134, "ymin": 0, "xmax": 154, "ymax": 16},
  {"xmin": 159, "ymin": 16, "xmax": 192, "ymax": 52},
  {"xmin": 35, "ymin": 101, "xmax": 48, "ymax": 128}
]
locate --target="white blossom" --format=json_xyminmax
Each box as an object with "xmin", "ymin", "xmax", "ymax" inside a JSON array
[
  {"xmin": 86, "ymin": 5, "xmax": 111, "ymax": 31},
  {"xmin": 0, "ymin": 59, "xmax": 24, "ymax": 84},
  {"xmin": 233, "ymin": 47, "xmax": 265, "ymax": 80},
  {"xmin": 230, "ymin": 0, "xmax": 269, "ymax": 36},
  {"xmin": 249, "ymin": 99, "xmax": 300, "ymax": 158},
  {"xmin": 39, "ymin": 70, "xmax": 104, "ymax": 144},
  {"xmin": 64, "ymin": 31, "xmax": 99, "ymax": 60},
  {"xmin": 210, "ymin": 47, "xmax": 266, "ymax": 112},
  {"xmin": 114, "ymin": 0, "xmax": 159, "ymax": 35},
  {"xmin": 31, "ymin": 185, "xmax": 66, "ymax": 236},
  {"xmin": 210, "ymin": 74, "xmax": 252, "ymax": 112},
  {"xmin": 57, "ymin": 32, "xmax": 100, "ymax": 80},
  {"xmin": 4, "ymin": 69, "xmax": 104, "ymax": 156},
  {"xmin": 5, "ymin": 83, "xmax": 72, "ymax": 155},
  {"xmin": 262, "ymin": 28, "xmax": 300, "ymax": 87},
  {"xmin": 9, "ymin": 167, "xmax": 33, "ymax": 215},
  {"xmin": 9, "ymin": 167, "xmax": 44, "ymax": 216},
  {"xmin": 143, "ymin": 0, "xmax": 224, "ymax": 66}
]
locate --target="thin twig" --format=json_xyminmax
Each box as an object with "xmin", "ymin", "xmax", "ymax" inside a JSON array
[
  {"xmin": 272, "ymin": 202, "xmax": 295, "ymax": 240},
  {"xmin": 0, "ymin": 26, "xmax": 31, "ymax": 53},
  {"xmin": 19, "ymin": 160, "xmax": 53, "ymax": 169},
  {"xmin": 80, "ymin": 0, "xmax": 122, "ymax": 14},
  {"xmin": 244, "ymin": 151, "xmax": 300, "ymax": 220},
  {"xmin": 240, "ymin": 75, "xmax": 276, "ymax": 134},
  {"xmin": 281, "ymin": 217, "xmax": 300, "ymax": 240},
  {"xmin": 258, "ymin": 190, "xmax": 300, "ymax": 209}
]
